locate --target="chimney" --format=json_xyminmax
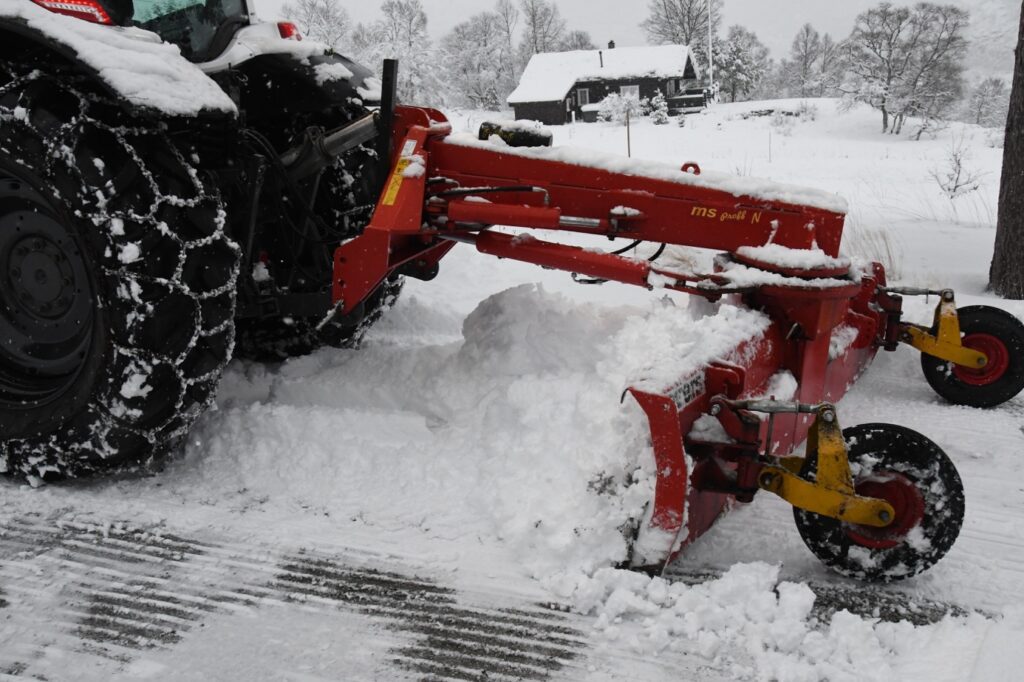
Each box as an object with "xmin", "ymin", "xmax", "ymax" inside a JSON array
[
  {"xmin": 608, "ymin": 40, "xmax": 616, "ymax": 49},
  {"xmin": 599, "ymin": 50, "xmax": 603, "ymax": 68}
]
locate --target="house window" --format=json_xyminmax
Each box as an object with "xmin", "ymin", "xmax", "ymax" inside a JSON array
[
  {"xmin": 620, "ymin": 85, "xmax": 640, "ymax": 100},
  {"xmin": 577, "ymin": 88, "xmax": 590, "ymax": 106},
  {"xmin": 666, "ymin": 80, "xmax": 677, "ymax": 96}
]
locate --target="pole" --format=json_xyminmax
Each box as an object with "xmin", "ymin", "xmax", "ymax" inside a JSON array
[
  {"xmin": 626, "ymin": 109, "xmax": 632, "ymax": 157},
  {"xmin": 707, "ymin": 0, "xmax": 713, "ymax": 94}
]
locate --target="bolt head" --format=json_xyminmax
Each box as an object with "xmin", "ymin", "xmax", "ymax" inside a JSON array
[
  {"xmin": 822, "ymin": 410, "xmax": 836, "ymax": 423},
  {"xmin": 878, "ymin": 510, "xmax": 892, "ymax": 524},
  {"xmin": 710, "ymin": 404, "xmax": 721, "ymax": 416}
]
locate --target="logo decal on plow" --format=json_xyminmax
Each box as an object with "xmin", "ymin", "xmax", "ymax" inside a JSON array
[{"xmin": 668, "ymin": 372, "xmax": 706, "ymax": 407}]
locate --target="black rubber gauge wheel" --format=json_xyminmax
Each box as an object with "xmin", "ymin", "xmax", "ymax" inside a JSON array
[
  {"xmin": 920, "ymin": 305, "xmax": 1024, "ymax": 408},
  {"xmin": 793, "ymin": 424, "xmax": 965, "ymax": 582},
  {"xmin": 0, "ymin": 66, "xmax": 239, "ymax": 480}
]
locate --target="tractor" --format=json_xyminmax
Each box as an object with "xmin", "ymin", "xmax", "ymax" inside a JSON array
[{"xmin": 2, "ymin": 0, "xmax": 1023, "ymax": 582}]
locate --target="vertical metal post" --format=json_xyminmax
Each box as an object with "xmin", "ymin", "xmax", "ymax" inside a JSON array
[
  {"xmin": 379, "ymin": 59, "xmax": 399, "ymax": 173},
  {"xmin": 707, "ymin": 0, "xmax": 714, "ymax": 94},
  {"xmin": 626, "ymin": 109, "xmax": 632, "ymax": 158}
]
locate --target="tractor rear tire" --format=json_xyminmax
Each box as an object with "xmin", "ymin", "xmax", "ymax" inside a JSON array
[
  {"xmin": 0, "ymin": 67, "xmax": 240, "ymax": 480},
  {"xmin": 793, "ymin": 424, "xmax": 964, "ymax": 582},
  {"xmin": 920, "ymin": 305, "xmax": 1024, "ymax": 408}
]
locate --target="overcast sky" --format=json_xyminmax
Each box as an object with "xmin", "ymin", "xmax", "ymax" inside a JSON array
[{"xmin": 255, "ymin": 0, "xmax": 1016, "ymax": 76}]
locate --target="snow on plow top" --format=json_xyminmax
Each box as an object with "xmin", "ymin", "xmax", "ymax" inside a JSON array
[
  {"xmin": 508, "ymin": 44, "xmax": 700, "ymax": 104},
  {"xmin": 446, "ymin": 132, "xmax": 849, "ymax": 214},
  {"xmin": 0, "ymin": 0, "xmax": 236, "ymax": 116}
]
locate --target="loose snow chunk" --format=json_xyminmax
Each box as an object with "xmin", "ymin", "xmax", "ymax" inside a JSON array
[
  {"xmin": 313, "ymin": 62, "xmax": 354, "ymax": 86},
  {"xmin": 401, "ymin": 154, "xmax": 427, "ymax": 178},
  {"xmin": 120, "ymin": 373, "xmax": 152, "ymax": 399},
  {"xmin": 118, "ymin": 243, "xmax": 141, "ymax": 264},
  {"xmin": 829, "ymin": 324, "xmax": 860, "ymax": 361},
  {"xmin": 444, "ymin": 133, "xmax": 848, "ymax": 214},
  {"xmin": 611, "ymin": 205, "xmax": 642, "ymax": 217},
  {"xmin": 736, "ymin": 244, "xmax": 850, "ymax": 270},
  {"xmin": 0, "ymin": 0, "xmax": 235, "ymax": 116},
  {"xmin": 357, "ymin": 76, "xmax": 382, "ymax": 102}
]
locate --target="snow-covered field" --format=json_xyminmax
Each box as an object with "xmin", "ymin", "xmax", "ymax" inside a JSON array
[{"xmin": 2, "ymin": 99, "xmax": 1022, "ymax": 681}]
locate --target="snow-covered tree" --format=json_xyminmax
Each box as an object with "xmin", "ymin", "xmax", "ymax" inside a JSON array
[
  {"xmin": 561, "ymin": 30, "xmax": 597, "ymax": 51},
  {"xmin": 442, "ymin": 12, "xmax": 509, "ymax": 109},
  {"xmin": 650, "ymin": 90, "xmax": 670, "ymax": 124},
  {"xmin": 964, "ymin": 77, "xmax": 1011, "ymax": 128},
  {"xmin": 640, "ymin": 0, "xmax": 723, "ymax": 71},
  {"xmin": 786, "ymin": 24, "xmax": 822, "ymax": 97},
  {"xmin": 598, "ymin": 93, "xmax": 647, "ymax": 124},
  {"xmin": 842, "ymin": 2, "xmax": 970, "ymax": 135},
  {"xmin": 715, "ymin": 25, "xmax": 771, "ymax": 102},
  {"xmin": 280, "ymin": 0, "xmax": 350, "ymax": 48},
  {"xmin": 351, "ymin": 0, "xmax": 449, "ymax": 107}
]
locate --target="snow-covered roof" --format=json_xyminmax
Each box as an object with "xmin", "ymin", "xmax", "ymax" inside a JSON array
[{"xmin": 508, "ymin": 45, "xmax": 700, "ymax": 105}]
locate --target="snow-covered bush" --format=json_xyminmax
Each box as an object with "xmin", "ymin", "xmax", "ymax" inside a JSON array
[
  {"xmin": 650, "ymin": 91, "xmax": 670, "ymax": 125},
  {"xmin": 598, "ymin": 93, "xmax": 648, "ymax": 125}
]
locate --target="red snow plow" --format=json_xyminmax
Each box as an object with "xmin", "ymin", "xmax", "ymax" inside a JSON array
[{"xmin": 333, "ymin": 103, "xmax": 1023, "ymax": 582}]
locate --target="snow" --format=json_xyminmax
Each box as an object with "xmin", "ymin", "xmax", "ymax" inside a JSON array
[
  {"xmin": 3, "ymin": 96, "xmax": 1024, "ymax": 678},
  {"xmin": 0, "ymin": 0, "xmax": 236, "ymax": 116},
  {"xmin": 737, "ymin": 244, "xmax": 850, "ymax": 270},
  {"xmin": 312, "ymin": 61, "xmax": 354, "ymax": 86},
  {"xmin": 547, "ymin": 562, "xmax": 987, "ymax": 681},
  {"xmin": 508, "ymin": 45, "xmax": 700, "ymax": 104},
  {"xmin": 445, "ymin": 132, "xmax": 849, "ymax": 213}
]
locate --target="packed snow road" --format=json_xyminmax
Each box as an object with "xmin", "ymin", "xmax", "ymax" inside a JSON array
[{"xmin": 3, "ymin": 101, "xmax": 1024, "ymax": 680}]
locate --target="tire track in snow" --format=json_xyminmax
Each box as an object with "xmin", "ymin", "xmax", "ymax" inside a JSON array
[{"xmin": 0, "ymin": 515, "xmax": 589, "ymax": 681}]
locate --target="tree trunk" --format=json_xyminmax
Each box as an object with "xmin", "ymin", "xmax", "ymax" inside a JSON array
[
  {"xmin": 990, "ymin": 2, "xmax": 1024, "ymax": 298},
  {"xmin": 881, "ymin": 105, "xmax": 889, "ymax": 133}
]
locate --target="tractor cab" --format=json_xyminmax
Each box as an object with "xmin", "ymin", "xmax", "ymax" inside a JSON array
[{"xmin": 131, "ymin": 0, "xmax": 252, "ymax": 63}]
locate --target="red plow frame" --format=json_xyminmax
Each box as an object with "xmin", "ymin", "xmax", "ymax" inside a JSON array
[{"xmin": 330, "ymin": 106, "xmax": 1016, "ymax": 580}]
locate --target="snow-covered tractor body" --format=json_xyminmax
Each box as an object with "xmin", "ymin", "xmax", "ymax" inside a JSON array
[{"xmin": 2, "ymin": 0, "xmax": 1023, "ymax": 582}]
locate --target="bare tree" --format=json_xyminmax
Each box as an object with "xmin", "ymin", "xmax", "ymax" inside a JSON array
[
  {"xmin": 787, "ymin": 24, "xmax": 822, "ymax": 97},
  {"xmin": 640, "ymin": 0, "xmax": 723, "ymax": 70},
  {"xmin": 990, "ymin": 2, "xmax": 1024, "ymax": 298},
  {"xmin": 842, "ymin": 3, "xmax": 969, "ymax": 135},
  {"xmin": 280, "ymin": 0, "xmax": 350, "ymax": 47},
  {"xmin": 561, "ymin": 30, "xmax": 597, "ymax": 51},
  {"xmin": 817, "ymin": 33, "xmax": 842, "ymax": 96},
  {"xmin": 519, "ymin": 0, "xmax": 567, "ymax": 56},
  {"xmin": 495, "ymin": 0, "xmax": 522, "ymax": 99},
  {"xmin": 964, "ymin": 77, "xmax": 1011, "ymax": 127}
]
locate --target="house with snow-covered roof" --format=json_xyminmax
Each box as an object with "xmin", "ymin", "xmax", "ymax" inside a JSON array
[{"xmin": 507, "ymin": 43, "xmax": 705, "ymax": 125}]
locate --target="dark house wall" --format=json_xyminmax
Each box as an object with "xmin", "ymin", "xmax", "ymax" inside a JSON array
[
  {"xmin": 512, "ymin": 100, "xmax": 572, "ymax": 126},
  {"xmin": 512, "ymin": 74, "xmax": 704, "ymax": 125}
]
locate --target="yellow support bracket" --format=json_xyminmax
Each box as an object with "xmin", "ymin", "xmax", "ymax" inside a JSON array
[
  {"xmin": 758, "ymin": 405, "xmax": 895, "ymax": 528},
  {"xmin": 901, "ymin": 291, "xmax": 987, "ymax": 369}
]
